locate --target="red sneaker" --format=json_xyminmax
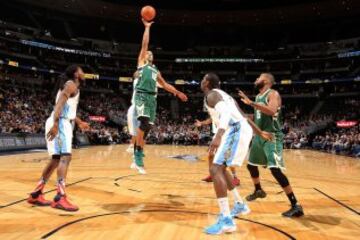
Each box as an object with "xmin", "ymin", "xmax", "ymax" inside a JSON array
[
  {"xmin": 232, "ymin": 177, "xmax": 240, "ymax": 186},
  {"xmin": 28, "ymin": 193, "xmax": 52, "ymax": 206},
  {"xmin": 51, "ymin": 195, "xmax": 79, "ymax": 212},
  {"xmin": 202, "ymin": 175, "xmax": 212, "ymax": 182}
]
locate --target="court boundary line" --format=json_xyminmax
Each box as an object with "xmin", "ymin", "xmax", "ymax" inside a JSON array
[
  {"xmin": 0, "ymin": 177, "xmax": 92, "ymax": 209},
  {"xmin": 40, "ymin": 209, "xmax": 296, "ymax": 239},
  {"xmin": 314, "ymin": 188, "xmax": 360, "ymax": 215}
]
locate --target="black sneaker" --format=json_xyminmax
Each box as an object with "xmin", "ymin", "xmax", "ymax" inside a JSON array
[
  {"xmin": 246, "ymin": 189, "xmax": 267, "ymax": 201},
  {"xmin": 282, "ymin": 204, "xmax": 304, "ymax": 217}
]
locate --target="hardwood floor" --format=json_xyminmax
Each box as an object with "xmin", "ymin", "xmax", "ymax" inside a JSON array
[{"xmin": 0, "ymin": 145, "xmax": 359, "ymax": 240}]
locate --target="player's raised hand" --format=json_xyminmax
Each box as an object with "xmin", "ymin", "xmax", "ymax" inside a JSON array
[
  {"xmin": 142, "ymin": 18, "xmax": 154, "ymax": 28},
  {"xmin": 194, "ymin": 119, "xmax": 202, "ymax": 127},
  {"xmin": 238, "ymin": 90, "xmax": 253, "ymax": 105},
  {"xmin": 176, "ymin": 91, "xmax": 188, "ymax": 102},
  {"xmin": 78, "ymin": 121, "xmax": 90, "ymax": 131},
  {"xmin": 260, "ymin": 131, "xmax": 274, "ymax": 141},
  {"xmin": 47, "ymin": 124, "xmax": 59, "ymax": 141}
]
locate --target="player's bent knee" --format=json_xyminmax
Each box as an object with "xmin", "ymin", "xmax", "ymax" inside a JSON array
[
  {"xmin": 270, "ymin": 168, "xmax": 289, "ymax": 188},
  {"xmin": 247, "ymin": 164, "xmax": 260, "ymax": 178},
  {"xmin": 138, "ymin": 117, "xmax": 151, "ymax": 133},
  {"xmin": 209, "ymin": 164, "xmax": 222, "ymax": 177},
  {"xmin": 60, "ymin": 153, "xmax": 72, "ymax": 162}
]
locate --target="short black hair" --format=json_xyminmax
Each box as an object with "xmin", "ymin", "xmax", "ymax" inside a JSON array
[
  {"xmin": 65, "ymin": 64, "xmax": 80, "ymax": 80},
  {"xmin": 205, "ymin": 72, "xmax": 220, "ymax": 89}
]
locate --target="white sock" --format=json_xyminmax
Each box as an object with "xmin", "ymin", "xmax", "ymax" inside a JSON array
[
  {"xmin": 217, "ymin": 197, "xmax": 231, "ymax": 217},
  {"xmin": 231, "ymin": 188, "xmax": 244, "ymax": 204}
]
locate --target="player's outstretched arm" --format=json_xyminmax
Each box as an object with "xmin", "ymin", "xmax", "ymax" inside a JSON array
[
  {"xmin": 138, "ymin": 19, "xmax": 153, "ymax": 67},
  {"xmin": 246, "ymin": 117, "xmax": 273, "ymax": 141},
  {"xmin": 157, "ymin": 72, "xmax": 188, "ymax": 102},
  {"xmin": 47, "ymin": 81, "xmax": 77, "ymax": 141},
  {"xmin": 235, "ymin": 101, "xmax": 273, "ymax": 141},
  {"xmin": 75, "ymin": 117, "xmax": 90, "ymax": 131},
  {"xmin": 238, "ymin": 90, "xmax": 280, "ymax": 116},
  {"xmin": 195, "ymin": 118, "xmax": 212, "ymax": 127}
]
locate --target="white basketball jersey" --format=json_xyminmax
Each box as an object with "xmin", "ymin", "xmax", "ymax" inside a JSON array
[
  {"xmin": 53, "ymin": 83, "xmax": 80, "ymax": 120},
  {"xmin": 204, "ymin": 89, "xmax": 247, "ymax": 133}
]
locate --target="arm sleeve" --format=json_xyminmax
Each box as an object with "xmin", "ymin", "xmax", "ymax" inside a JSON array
[{"xmin": 214, "ymin": 101, "xmax": 231, "ymax": 130}]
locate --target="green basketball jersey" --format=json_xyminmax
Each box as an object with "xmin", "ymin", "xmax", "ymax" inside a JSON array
[
  {"xmin": 136, "ymin": 63, "xmax": 159, "ymax": 94},
  {"xmin": 254, "ymin": 89, "xmax": 283, "ymax": 134}
]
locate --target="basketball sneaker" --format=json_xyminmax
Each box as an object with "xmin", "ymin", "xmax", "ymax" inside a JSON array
[
  {"xmin": 246, "ymin": 189, "xmax": 267, "ymax": 201},
  {"xmin": 232, "ymin": 177, "xmax": 240, "ymax": 186},
  {"xmin": 51, "ymin": 194, "xmax": 79, "ymax": 212},
  {"xmin": 130, "ymin": 155, "xmax": 136, "ymax": 169},
  {"xmin": 27, "ymin": 192, "xmax": 51, "ymax": 206},
  {"xmin": 134, "ymin": 150, "xmax": 146, "ymax": 174},
  {"xmin": 282, "ymin": 204, "xmax": 304, "ymax": 217},
  {"xmin": 135, "ymin": 165, "xmax": 146, "ymax": 174},
  {"xmin": 202, "ymin": 175, "xmax": 212, "ymax": 182},
  {"xmin": 204, "ymin": 214, "xmax": 236, "ymax": 235},
  {"xmin": 231, "ymin": 202, "xmax": 251, "ymax": 217},
  {"xmin": 130, "ymin": 161, "xmax": 136, "ymax": 169},
  {"xmin": 126, "ymin": 144, "xmax": 134, "ymax": 154}
]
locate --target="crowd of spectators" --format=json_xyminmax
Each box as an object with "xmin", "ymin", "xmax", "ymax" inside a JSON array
[
  {"xmin": 146, "ymin": 108, "xmax": 212, "ymax": 146},
  {"xmin": 0, "ymin": 84, "xmax": 128, "ymax": 145},
  {"xmin": 283, "ymin": 98, "xmax": 360, "ymax": 157},
  {"xmin": 1, "ymin": 81, "xmax": 359, "ymax": 157},
  {"xmin": 311, "ymin": 126, "xmax": 360, "ymax": 157},
  {"xmin": 0, "ymin": 85, "xmax": 51, "ymax": 134}
]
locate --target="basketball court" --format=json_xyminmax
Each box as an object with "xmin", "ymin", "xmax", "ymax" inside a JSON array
[{"xmin": 0, "ymin": 145, "xmax": 359, "ymax": 240}]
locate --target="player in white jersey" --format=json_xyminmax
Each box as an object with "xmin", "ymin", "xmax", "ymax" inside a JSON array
[
  {"xmin": 126, "ymin": 71, "xmax": 140, "ymax": 154},
  {"xmin": 200, "ymin": 73, "xmax": 273, "ymax": 235},
  {"xmin": 28, "ymin": 65, "xmax": 89, "ymax": 212},
  {"xmin": 195, "ymin": 118, "xmax": 241, "ymax": 186}
]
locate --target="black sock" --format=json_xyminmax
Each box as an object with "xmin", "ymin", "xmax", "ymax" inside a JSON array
[
  {"xmin": 255, "ymin": 183, "xmax": 262, "ymax": 191},
  {"xmin": 54, "ymin": 193, "xmax": 62, "ymax": 202},
  {"xmin": 287, "ymin": 192, "xmax": 297, "ymax": 206},
  {"xmin": 31, "ymin": 190, "xmax": 42, "ymax": 198}
]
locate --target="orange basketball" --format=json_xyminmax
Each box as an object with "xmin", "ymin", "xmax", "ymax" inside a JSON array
[{"xmin": 141, "ymin": 5, "xmax": 156, "ymax": 21}]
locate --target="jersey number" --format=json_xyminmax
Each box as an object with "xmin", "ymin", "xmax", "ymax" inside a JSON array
[
  {"xmin": 255, "ymin": 110, "xmax": 261, "ymax": 120},
  {"xmin": 152, "ymin": 72, "xmax": 157, "ymax": 81}
]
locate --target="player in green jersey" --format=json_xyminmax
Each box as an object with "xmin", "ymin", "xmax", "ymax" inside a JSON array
[
  {"xmin": 133, "ymin": 19, "xmax": 188, "ymax": 174},
  {"xmin": 238, "ymin": 73, "xmax": 304, "ymax": 218}
]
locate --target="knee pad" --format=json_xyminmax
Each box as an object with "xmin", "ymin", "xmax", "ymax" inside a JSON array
[
  {"xmin": 247, "ymin": 164, "xmax": 259, "ymax": 178},
  {"xmin": 270, "ymin": 168, "xmax": 289, "ymax": 188},
  {"xmin": 52, "ymin": 154, "xmax": 61, "ymax": 160},
  {"xmin": 138, "ymin": 116, "xmax": 151, "ymax": 133}
]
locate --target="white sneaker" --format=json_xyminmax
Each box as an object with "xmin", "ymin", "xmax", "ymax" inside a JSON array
[
  {"xmin": 135, "ymin": 165, "xmax": 146, "ymax": 174},
  {"xmin": 126, "ymin": 145, "xmax": 134, "ymax": 154},
  {"xmin": 231, "ymin": 202, "xmax": 251, "ymax": 217},
  {"xmin": 130, "ymin": 162, "xmax": 136, "ymax": 169}
]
